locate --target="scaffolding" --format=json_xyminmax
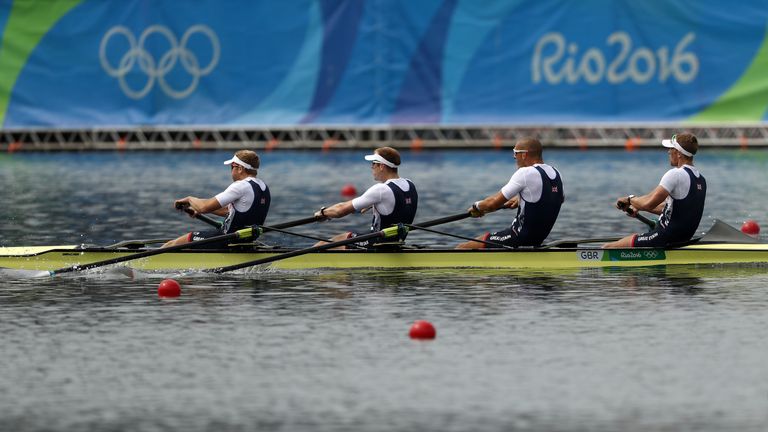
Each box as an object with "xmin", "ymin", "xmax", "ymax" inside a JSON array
[{"xmin": 2, "ymin": 124, "xmax": 768, "ymax": 151}]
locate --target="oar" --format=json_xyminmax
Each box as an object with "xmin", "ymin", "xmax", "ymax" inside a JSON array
[
  {"xmin": 45, "ymin": 215, "xmax": 322, "ymax": 276},
  {"xmin": 623, "ymin": 208, "xmax": 656, "ymax": 230},
  {"xmin": 544, "ymin": 237, "xmax": 621, "ymax": 248},
  {"xmin": 617, "ymin": 200, "xmax": 656, "ymax": 230},
  {"xmin": 260, "ymin": 223, "xmax": 365, "ymax": 249},
  {"xmin": 403, "ymin": 223, "xmax": 514, "ymax": 249},
  {"xmin": 263, "ymin": 215, "xmax": 321, "ymax": 231},
  {"xmin": 176, "ymin": 203, "xmax": 223, "ymax": 229},
  {"xmin": 208, "ymin": 211, "xmax": 472, "ymax": 273},
  {"xmin": 45, "ymin": 226, "xmax": 261, "ymax": 276}
]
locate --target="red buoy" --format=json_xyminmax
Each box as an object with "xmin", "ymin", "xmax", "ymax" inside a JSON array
[
  {"xmin": 158, "ymin": 279, "xmax": 181, "ymax": 298},
  {"xmin": 741, "ymin": 219, "xmax": 760, "ymax": 237},
  {"xmin": 340, "ymin": 184, "xmax": 357, "ymax": 197},
  {"xmin": 409, "ymin": 320, "xmax": 436, "ymax": 340}
]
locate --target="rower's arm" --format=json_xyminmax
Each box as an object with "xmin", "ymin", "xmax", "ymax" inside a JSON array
[
  {"xmin": 471, "ymin": 192, "xmax": 508, "ymax": 215},
  {"xmin": 629, "ymin": 186, "xmax": 669, "ymax": 215},
  {"xmin": 316, "ymin": 201, "xmax": 355, "ymax": 219},
  {"xmin": 175, "ymin": 196, "xmax": 224, "ymax": 215}
]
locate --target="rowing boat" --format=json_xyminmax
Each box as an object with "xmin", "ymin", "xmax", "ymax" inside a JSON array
[{"xmin": 1, "ymin": 220, "xmax": 765, "ymax": 272}]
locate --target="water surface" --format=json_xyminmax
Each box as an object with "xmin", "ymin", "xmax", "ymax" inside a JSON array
[{"xmin": 1, "ymin": 149, "xmax": 767, "ymax": 431}]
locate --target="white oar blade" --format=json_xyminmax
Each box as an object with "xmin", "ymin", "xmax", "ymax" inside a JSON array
[{"xmin": 0, "ymin": 267, "xmax": 52, "ymax": 278}]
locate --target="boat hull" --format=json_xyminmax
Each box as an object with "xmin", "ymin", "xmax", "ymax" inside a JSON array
[{"xmin": 2, "ymin": 244, "xmax": 768, "ymax": 271}]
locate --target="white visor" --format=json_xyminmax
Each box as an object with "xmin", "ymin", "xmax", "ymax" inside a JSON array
[
  {"xmin": 364, "ymin": 153, "xmax": 398, "ymax": 168},
  {"xmin": 223, "ymin": 155, "xmax": 256, "ymax": 171},
  {"xmin": 661, "ymin": 136, "xmax": 693, "ymax": 157}
]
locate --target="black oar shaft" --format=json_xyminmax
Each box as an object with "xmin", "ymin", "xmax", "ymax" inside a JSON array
[
  {"xmin": 208, "ymin": 226, "xmax": 397, "ymax": 273},
  {"xmin": 49, "ymin": 227, "xmax": 257, "ymax": 276},
  {"xmin": 635, "ymin": 213, "xmax": 656, "ymax": 229},
  {"xmin": 623, "ymin": 208, "xmax": 656, "ymax": 229},
  {"xmin": 179, "ymin": 205, "xmax": 223, "ymax": 229},
  {"xmin": 405, "ymin": 223, "xmax": 513, "ymax": 249},
  {"xmin": 264, "ymin": 216, "xmax": 320, "ymax": 231},
  {"xmin": 415, "ymin": 211, "xmax": 471, "ymax": 229},
  {"xmin": 209, "ymin": 211, "xmax": 472, "ymax": 274},
  {"xmin": 48, "ymin": 214, "xmax": 322, "ymax": 276}
]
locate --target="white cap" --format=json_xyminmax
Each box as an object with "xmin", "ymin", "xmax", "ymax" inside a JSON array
[
  {"xmin": 364, "ymin": 152, "xmax": 398, "ymax": 168},
  {"xmin": 223, "ymin": 154, "xmax": 256, "ymax": 170},
  {"xmin": 661, "ymin": 135, "xmax": 693, "ymax": 157}
]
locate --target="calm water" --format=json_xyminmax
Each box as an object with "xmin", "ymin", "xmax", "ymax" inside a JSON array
[{"xmin": 1, "ymin": 149, "xmax": 768, "ymax": 431}]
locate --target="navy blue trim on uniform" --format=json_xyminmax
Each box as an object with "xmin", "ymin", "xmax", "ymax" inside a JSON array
[
  {"xmin": 223, "ymin": 179, "xmax": 271, "ymax": 235},
  {"xmin": 636, "ymin": 167, "xmax": 706, "ymax": 247},
  {"xmin": 505, "ymin": 166, "xmax": 563, "ymax": 247}
]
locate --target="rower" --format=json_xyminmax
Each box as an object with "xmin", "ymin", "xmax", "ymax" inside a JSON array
[
  {"xmin": 162, "ymin": 150, "xmax": 270, "ymax": 248},
  {"xmin": 603, "ymin": 133, "xmax": 706, "ymax": 249},
  {"xmin": 313, "ymin": 147, "xmax": 418, "ymax": 249},
  {"xmin": 457, "ymin": 137, "xmax": 564, "ymax": 249}
]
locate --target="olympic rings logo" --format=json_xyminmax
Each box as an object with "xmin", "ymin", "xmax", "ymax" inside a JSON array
[{"xmin": 99, "ymin": 25, "xmax": 220, "ymax": 99}]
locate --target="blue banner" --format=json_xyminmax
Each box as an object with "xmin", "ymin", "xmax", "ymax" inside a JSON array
[{"xmin": 1, "ymin": 0, "xmax": 767, "ymax": 128}]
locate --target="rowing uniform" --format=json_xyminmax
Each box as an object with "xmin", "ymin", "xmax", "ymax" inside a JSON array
[
  {"xmin": 633, "ymin": 165, "xmax": 706, "ymax": 247},
  {"xmin": 189, "ymin": 177, "xmax": 270, "ymax": 247},
  {"xmin": 348, "ymin": 178, "xmax": 418, "ymax": 247},
  {"xmin": 484, "ymin": 164, "xmax": 564, "ymax": 248}
]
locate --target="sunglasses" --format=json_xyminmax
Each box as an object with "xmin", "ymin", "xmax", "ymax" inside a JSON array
[{"xmin": 513, "ymin": 149, "xmax": 528, "ymax": 158}]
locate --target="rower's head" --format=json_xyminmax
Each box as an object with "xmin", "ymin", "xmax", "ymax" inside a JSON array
[
  {"xmin": 224, "ymin": 150, "xmax": 260, "ymax": 180},
  {"xmin": 365, "ymin": 147, "xmax": 401, "ymax": 181},
  {"xmin": 662, "ymin": 133, "xmax": 698, "ymax": 166},
  {"xmin": 513, "ymin": 137, "xmax": 544, "ymax": 167}
]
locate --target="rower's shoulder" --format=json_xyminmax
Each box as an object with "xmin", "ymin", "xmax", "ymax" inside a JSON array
[
  {"xmin": 530, "ymin": 163, "xmax": 560, "ymax": 179},
  {"xmin": 238, "ymin": 177, "xmax": 268, "ymax": 191}
]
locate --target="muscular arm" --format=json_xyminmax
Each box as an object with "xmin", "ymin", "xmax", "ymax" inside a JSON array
[
  {"xmin": 619, "ymin": 185, "xmax": 669, "ymax": 215},
  {"xmin": 175, "ymin": 196, "xmax": 225, "ymax": 216},
  {"xmin": 470, "ymin": 191, "xmax": 510, "ymax": 215},
  {"xmin": 316, "ymin": 201, "xmax": 356, "ymax": 219}
]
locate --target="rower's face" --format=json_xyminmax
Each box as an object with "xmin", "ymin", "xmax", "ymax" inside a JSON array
[
  {"xmin": 668, "ymin": 148, "xmax": 678, "ymax": 166},
  {"xmin": 371, "ymin": 162, "xmax": 384, "ymax": 181},
  {"xmin": 513, "ymin": 147, "xmax": 528, "ymax": 168},
  {"xmin": 230, "ymin": 163, "xmax": 243, "ymax": 180}
]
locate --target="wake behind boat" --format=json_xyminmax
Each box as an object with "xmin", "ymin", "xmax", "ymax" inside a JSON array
[{"xmin": 1, "ymin": 220, "xmax": 765, "ymax": 273}]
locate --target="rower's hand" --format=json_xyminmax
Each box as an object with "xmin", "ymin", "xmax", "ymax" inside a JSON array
[
  {"xmin": 502, "ymin": 197, "xmax": 519, "ymax": 209},
  {"xmin": 615, "ymin": 198, "xmax": 639, "ymax": 217},
  {"xmin": 624, "ymin": 207, "xmax": 639, "ymax": 218},
  {"xmin": 314, "ymin": 207, "xmax": 329, "ymax": 221},
  {"xmin": 469, "ymin": 203, "xmax": 484, "ymax": 218},
  {"xmin": 174, "ymin": 199, "xmax": 197, "ymax": 217}
]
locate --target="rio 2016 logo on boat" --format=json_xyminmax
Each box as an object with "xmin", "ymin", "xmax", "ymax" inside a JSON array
[
  {"xmin": 99, "ymin": 25, "xmax": 220, "ymax": 99},
  {"xmin": 532, "ymin": 32, "xmax": 698, "ymax": 85},
  {"xmin": 578, "ymin": 249, "xmax": 666, "ymax": 261}
]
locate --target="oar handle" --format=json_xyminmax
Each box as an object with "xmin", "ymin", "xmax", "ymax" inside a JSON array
[{"xmin": 176, "ymin": 203, "xmax": 223, "ymax": 229}]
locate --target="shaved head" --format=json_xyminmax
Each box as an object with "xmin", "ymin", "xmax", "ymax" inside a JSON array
[{"xmin": 516, "ymin": 137, "xmax": 543, "ymax": 158}]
